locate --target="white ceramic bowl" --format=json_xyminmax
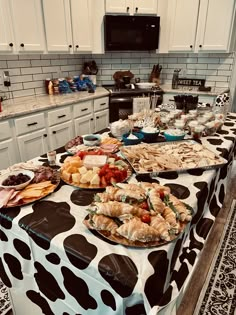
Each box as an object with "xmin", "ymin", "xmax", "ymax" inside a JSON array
[
  {"xmin": 135, "ymin": 82, "xmax": 156, "ymax": 89},
  {"xmin": 83, "ymin": 134, "xmax": 101, "ymax": 146},
  {"xmin": 0, "ymin": 170, "xmax": 34, "ymax": 190}
]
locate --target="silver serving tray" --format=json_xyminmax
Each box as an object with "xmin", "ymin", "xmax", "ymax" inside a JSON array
[{"xmin": 120, "ymin": 140, "xmax": 228, "ymax": 175}]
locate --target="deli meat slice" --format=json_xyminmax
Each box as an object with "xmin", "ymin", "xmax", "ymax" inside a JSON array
[{"xmin": 0, "ymin": 188, "xmax": 16, "ymax": 208}]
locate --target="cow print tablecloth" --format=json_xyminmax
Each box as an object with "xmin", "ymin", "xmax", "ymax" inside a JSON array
[{"xmin": 0, "ymin": 114, "xmax": 236, "ymax": 315}]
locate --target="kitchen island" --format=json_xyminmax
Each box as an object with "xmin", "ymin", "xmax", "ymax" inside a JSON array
[{"xmin": 0, "ymin": 114, "xmax": 235, "ymax": 315}]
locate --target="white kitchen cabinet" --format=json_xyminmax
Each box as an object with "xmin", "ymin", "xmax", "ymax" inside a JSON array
[
  {"xmin": 48, "ymin": 120, "xmax": 74, "ymax": 150},
  {"xmin": 74, "ymin": 114, "xmax": 94, "ymax": 136},
  {"xmin": 0, "ymin": 120, "xmax": 19, "ymax": 169},
  {"xmin": 0, "ymin": 139, "xmax": 18, "ymax": 170},
  {"xmin": 17, "ymin": 129, "xmax": 49, "ymax": 162},
  {"xmin": 94, "ymin": 109, "xmax": 109, "ymax": 133},
  {"xmin": 0, "ymin": 0, "xmax": 14, "ymax": 52},
  {"xmin": 105, "ymin": 0, "xmax": 157, "ymax": 14},
  {"xmin": 168, "ymin": 0, "xmax": 236, "ymax": 53},
  {"xmin": 9, "ymin": 0, "xmax": 45, "ymax": 52},
  {"xmin": 196, "ymin": 0, "xmax": 236, "ymax": 52},
  {"xmin": 168, "ymin": 0, "xmax": 199, "ymax": 52},
  {"xmin": 43, "ymin": 0, "xmax": 92, "ymax": 53}
]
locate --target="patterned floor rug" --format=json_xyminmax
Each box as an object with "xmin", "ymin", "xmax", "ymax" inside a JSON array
[
  {"xmin": 194, "ymin": 200, "xmax": 236, "ymax": 315},
  {"xmin": 0, "ymin": 280, "xmax": 11, "ymax": 315}
]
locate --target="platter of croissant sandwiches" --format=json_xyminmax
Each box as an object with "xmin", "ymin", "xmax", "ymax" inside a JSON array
[{"xmin": 83, "ymin": 182, "xmax": 193, "ymax": 247}]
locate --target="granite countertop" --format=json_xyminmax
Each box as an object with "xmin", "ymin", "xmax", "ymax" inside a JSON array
[
  {"xmin": 0, "ymin": 87, "xmax": 109, "ymax": 121},
  {"xmin": 159, "ymin": 84, "xmax": 229, "ymax": 96},
  {"xmin": 0, "ymin": 85, "xmax": 229, "ymax": 121}
]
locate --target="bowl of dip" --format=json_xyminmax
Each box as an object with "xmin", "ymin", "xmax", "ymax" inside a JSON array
[
  {"xmin": 164, "ymin": 129, "xmax": 186, "ymax": 141},
  {"xmin": 122, "ymin": 132, "xmax": 144, "ymax": 145},
  {"xmin": 83, "ymin": 134, "xmax": 101, "ymax": 146},
  {"xmin": 140, "ymin": 126, "xmax": 160, "ymax": 142}
]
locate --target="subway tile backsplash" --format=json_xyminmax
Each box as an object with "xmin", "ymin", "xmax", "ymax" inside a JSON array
[{"xmin": 0, "ymin": 52, "xmax": 234, "ymax": 98}]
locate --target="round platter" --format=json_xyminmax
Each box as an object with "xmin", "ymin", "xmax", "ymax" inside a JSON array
[
  {"xmin": 60, "ymin": 161, "xmax": 132, "ymax": 189},
  {"xmin": 3, "ymin": 169, "xmax": 60, "ymax": 208},
  {"xmin": 83, "ymin": 219, "xmax": 189, "ymax": 248}
]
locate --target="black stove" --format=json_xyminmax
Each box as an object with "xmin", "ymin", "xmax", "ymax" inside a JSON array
[
  {"xmin": 103, "ymin": 84, "xmax": 164, "ymax": 96},
  {"xmin": 103, "ymin": 84, "xmax": 164, "ymax": 123}
]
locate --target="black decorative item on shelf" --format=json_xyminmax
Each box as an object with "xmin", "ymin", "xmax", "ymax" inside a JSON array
[{"xmin": 174, "ymin": 94, "xmax": 199, "ymax": 113}]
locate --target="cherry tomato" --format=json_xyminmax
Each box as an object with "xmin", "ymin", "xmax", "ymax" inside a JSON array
[
  {"xmin": 139, "ymin": 201, "xmax": 149, "ymax": 210},
  {"xmin": 159, "ymin": 189, "xmax": 165, "ymax": 200},
  {"xmin": 141, "ymin": 214, "xmax": 151, "ymax": 224}
]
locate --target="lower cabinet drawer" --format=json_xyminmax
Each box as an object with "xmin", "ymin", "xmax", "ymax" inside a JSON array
[
  {"xmin": 94, "ymin": 97, "xmax": 109, "ymax": 112},
  {"xmin": 15, "ymin": 113, "xmax": 45, "ymax": 136},
  {"xmin": 48, "ymin": 107, "xmax": 71, "ymax": 126}
]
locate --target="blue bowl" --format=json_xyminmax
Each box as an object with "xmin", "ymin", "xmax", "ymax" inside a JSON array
[
  {"xmin": 164, "ymin": 131, "xmax": 185, "ymax": 141},
  {"xmin": 122, "ymin": 132, "xmax": 144, "ymax": 145},
  {"xmin": 140, "ymin": 129, "xmax": 160, "ymax": 142}
]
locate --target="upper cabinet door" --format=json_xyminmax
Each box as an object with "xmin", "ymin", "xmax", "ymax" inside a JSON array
[
  {"xmin": 196, "ymin": 0, "xmax": 236, "ymax": 52},
  {"xmin": 0, "ymin": 0, "xmax": 14, "ymax": 52},
  {"xmin": 71, "ymin": 0, "xmax": 92, "ymax": 52},
  {"xmin": 168, "ymin": 0, "xmax": 199, "ymax": 52},
  {"xmin": 10, "ymin": 0, "xmax": 45, "ymax": 52},
  {"xmin": 43, "ymin": 0, "xmax": 72, "ymax": 52},
  {"xmin": 133, "ymin": 0, "xmax": 157, "ymax": 14},
  {"xmin": 105, "ymin": 0, "xmax": 132, "ymax": 14}
]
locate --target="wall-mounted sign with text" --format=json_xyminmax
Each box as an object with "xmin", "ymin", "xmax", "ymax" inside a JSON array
[{"xmin": 178, "ymin": 78, "xmax": 205, "ymax": 87}]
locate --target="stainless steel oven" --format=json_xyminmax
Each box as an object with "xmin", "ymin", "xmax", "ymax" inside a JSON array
[{"xmin": 104, "ymin": 85, "xmax": 163, "ymax": 123}]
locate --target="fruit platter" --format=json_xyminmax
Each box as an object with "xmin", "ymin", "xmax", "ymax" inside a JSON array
[
  {"xmin": 60, "ymin": 149, "xmax": 132, "ymax": 189},
  {"xmin": 83, "ymin": 182, "xmax": 193, "ymax": 247},
  {"xmin": 0, "ymin": 165, "xmax": 60, "ymax": 208}
]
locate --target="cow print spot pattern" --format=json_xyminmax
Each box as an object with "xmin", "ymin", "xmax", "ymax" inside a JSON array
[
  {"xmin": 125, "ymin": 303, "xmax": 147, "ymax": 315},
  {"xmin": 0, "ymin": 229, "xmax": 8, "ymax": 241},
  {"xmin": 13, "ymin": 239, "xmax": 31, "ymax": 260},
  {"xmin": 61, "ymin": 266, "xmax": 97, "ymax": 310},
  {"xmin": 209, "ymin": 195, "xmax": 221, "ymax": 217},
  {"xmin": 3, "ymin": 253, "xmax": 23, "ymax": 280},
  {"xmin": 171, "ymin": 262, "xmax": 190, "ymax": 291},
  {"xmin": 98, "ymin": 254, "xmax": 138, "ymax": 298},
  {"xmin": 46, "ymin": 253, "xmax": 61, "ymax": 265},
  {"xmin": 34, "ymin": 262, "xmax": 65, "ymax": 301},
  {"xmin": 157, "ymin": 171, "xmax": 179, "ymax": 180},
  {"xmin": 206, "ymin": 138, "xmax": 223, "ymax": 146},
  {"xmin": 192, "ymin": 181, "xmax": 209, "ymax": 225},
  {"xmin": 26, "ymin": 290, "xmax": 54, "ymax": 315},
  {"xmin": 70, "ymin": 189, "xmax": 99, "ymax": 206},
  {"xmin": 196, "ymin": 218, "xmax": 214, "ymax": 239},
  {"xmin": 145, "ymin": 250, "xmax": 169, "ymax": 307},
  {"xmin": 64, "ymin": 234, "xmax": 97, "ymax": 270},
  {"xmin": 0, "ymin": 257, "xmax": 12, "ymax": 287},
  {"xmin": 19, "ymin": 201, "xmax": 75, "ymax": 250},
  {"xmin": 187, "ymin": 168, "xmax": 205, "ymax": 176},
  {"xmin": 165, "ymin": 184, "xmax": 190, "ymax": 199},
  {"xmin": 101, "ymin": 289, "xmax": 116, "ymax": 311}
]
